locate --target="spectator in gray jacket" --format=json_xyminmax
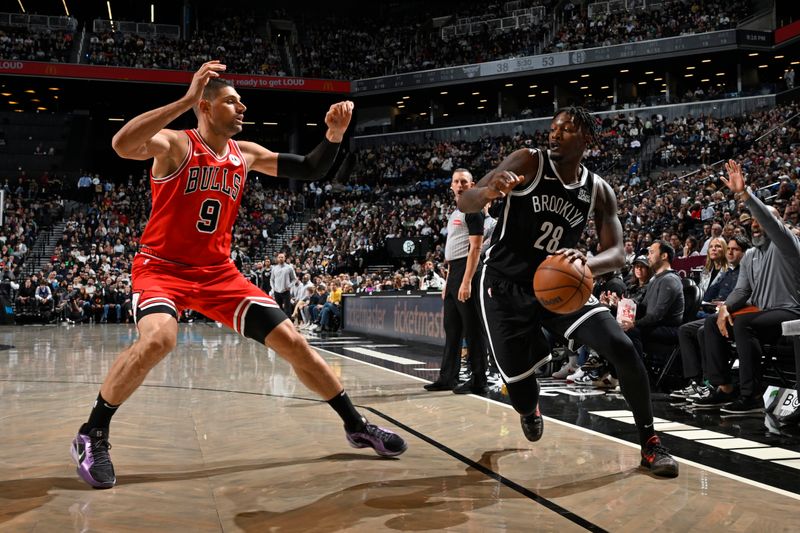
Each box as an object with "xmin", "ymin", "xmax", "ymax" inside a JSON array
[
  {"xmin": 696, "ymin": 160, "xmax": 800, "ymax": 414},
  {"xmin": 270, "ymin": 252, "xmax": 297, "ymax": 316},
  {"xmin": 622, "ymin": 240, "xmax": 684, "ymax": 360}
]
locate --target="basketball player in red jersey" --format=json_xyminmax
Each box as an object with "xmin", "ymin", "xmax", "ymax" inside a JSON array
[{"xmin": 70, "ymin": 61, "xmax": 406, "ymax": 489}]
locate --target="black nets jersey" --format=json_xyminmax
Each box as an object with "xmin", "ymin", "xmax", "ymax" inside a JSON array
[{"xmin": 483, "ymin": 148, "xmax": 603, "ymax": 284}]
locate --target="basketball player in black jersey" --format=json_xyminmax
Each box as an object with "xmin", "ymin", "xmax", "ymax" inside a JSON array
[{"xmin": 458, "ymin": 107, "xmax": 678, "ymax": 478}]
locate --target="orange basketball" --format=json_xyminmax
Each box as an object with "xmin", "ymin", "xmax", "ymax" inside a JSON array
[{"xmin": 533, "ymin": 254, "xmax": 594, "ymax": 314}]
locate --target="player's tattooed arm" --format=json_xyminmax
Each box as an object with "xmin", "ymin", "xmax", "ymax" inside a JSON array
[{"xmin": 457, "ymin": 148, "xmax": 537, "ymax": 213}]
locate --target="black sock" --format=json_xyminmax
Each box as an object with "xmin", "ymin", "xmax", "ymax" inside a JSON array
[
  {"xmin": 86, "ymin": 392, "xmax": 119, "ymax": 431},
  {"xmin": 639, "ymin": 424, "xmax": 656, "ymax": 448},
  {"xmin": 327, "ymin": 390, "xmax": 366, "ymax": 432}
]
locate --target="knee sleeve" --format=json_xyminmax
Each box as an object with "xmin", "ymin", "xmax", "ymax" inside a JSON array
[{"xmin": 243, "ymin": 303, "xmax": 288, "ymax": 343}]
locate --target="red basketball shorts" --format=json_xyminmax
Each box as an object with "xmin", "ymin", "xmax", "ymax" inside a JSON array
[{"xmin": 131, "ymin": 253, "xmax": 287, "ymax": 341}]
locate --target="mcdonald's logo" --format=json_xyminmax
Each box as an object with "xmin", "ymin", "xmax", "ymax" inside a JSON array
[
  {"xmin": 45, "ymin": 64, "xmax": 58, "ymax": 75},
  {"xmin": 322, "ymin": 81, "xmax": 333, "ymax": 91}
]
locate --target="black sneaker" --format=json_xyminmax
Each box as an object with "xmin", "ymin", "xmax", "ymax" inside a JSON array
[
  {"xmin": 691, "ymin": 388, "xmax": 737, "ymax": 409},
  {"xmin": 70, "ymin": 424, "xmax": 116, "ymax": 489},
  {"xmin": 720, "ymin": 396, "xmax": 765, "ymax": 415},
  {"xmin": 453, "ymin": 380, "xmax": 490, "ymax": 395},
  {"xmin": 520, "ymin": 405, "xmax": 544, "ymax": 442},
  {"xmin": 640, "ymin": 435, "xmax": 679, "ymax": 478},
  {"xmin": 779, "ymin": 406, "xmax": 800, "ymax": 426},
  {"xmin": 424, "ymin": 381, "xmax": 456, "ymax": 391}
]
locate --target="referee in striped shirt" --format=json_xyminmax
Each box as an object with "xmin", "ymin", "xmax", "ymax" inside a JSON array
[{"xmin": 424, "ymin": 169, "xmax": 488, "ymax": 394}]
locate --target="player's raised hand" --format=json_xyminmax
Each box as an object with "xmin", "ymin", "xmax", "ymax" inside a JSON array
[
  {"xmin": 485, "ymin": 170, "xmax": 524, "ymax": 199},
  {"xmin": 720, "ymin": 159, "xmax": 746, "ymax": 194},
  {"xmin": 184, "ymin": 60, "xmax": 226, "ymax": 105},
  {"xmin": 325, "ymin": 101, "xmax": 354, "ymax": 141}
]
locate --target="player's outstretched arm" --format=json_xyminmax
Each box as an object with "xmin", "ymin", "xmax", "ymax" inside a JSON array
[
  {"xmin": 457, "ymin": 148, "xmax": 535, "ymax": 212},
  {"xmin": 111, "ymin": 60, "xmax": 226, "ymax": 160},
  {"xmin": 241, "ymin": 101, "xmax": 354, "ymax": 180},
  {"xmin": 587, "ymin": 179, "xmax": 625, "ymax": 276}
]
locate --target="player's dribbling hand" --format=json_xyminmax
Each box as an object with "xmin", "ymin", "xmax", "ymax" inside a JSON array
[
  {"xmin": 485, "ymin": 170, "xmax": 524, "ymax": 199},
  {"xmin": 185, "ymin": 60, "xmax": 227, "ymax": 104},
  {"xmin": 325, "ymin": 101, "xmax": 355, "ymax": 141},
  {"xmin": 555, "ymin": 248, "xmax": 588, "ymax": 266}
]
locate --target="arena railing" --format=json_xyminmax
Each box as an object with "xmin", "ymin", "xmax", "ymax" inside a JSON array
[
  {"xmin": 441, "ymin": 6, "xmax": 545, "ymax": 40},
  {"xmin": 353, "ymin": 94, "xmax": 776, "ymax": 148},
  {"xmin": 91, "ymin": 19, "xmax": 180, "ymax": 39},
  {"xmin": 587, "ymin": 0, "xmax": 684, "ymax": 17},
  {"xmin": 0, "ymin": 12, "xmax": 77, "ymax": 31}
]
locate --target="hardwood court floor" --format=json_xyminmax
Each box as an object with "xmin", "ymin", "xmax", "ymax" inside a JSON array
[{"xmin": 1, "ymin": 324, "xmax": 798, "ymax": 532}]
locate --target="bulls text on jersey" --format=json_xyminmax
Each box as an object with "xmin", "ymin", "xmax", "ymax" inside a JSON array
[{"xmin": 184, "ymin": 166, "xmax": 243, "ymax": 201}]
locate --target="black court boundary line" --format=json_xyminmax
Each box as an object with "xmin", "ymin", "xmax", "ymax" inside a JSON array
[
  {"xmin": 4, "ymin": 377, "xmax": 605, "ymax": 531},
  {"xmin": 361, "ymin": 405, "xmax": 607, "ymax": 532}
]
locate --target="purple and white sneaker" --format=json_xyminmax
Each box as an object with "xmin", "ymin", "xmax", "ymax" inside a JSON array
[
  {"xmin": 345, "ymin": 423, "xmax": 407, "ymax": 457},
  {"xmin": 70, "ymin": 424, "xmax": 116, "ymax": 489}
]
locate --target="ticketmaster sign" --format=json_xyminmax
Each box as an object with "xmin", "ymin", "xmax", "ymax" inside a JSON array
[{"xmin": 342, "ymin": 293, "xmax": 445, "ymax": 346}]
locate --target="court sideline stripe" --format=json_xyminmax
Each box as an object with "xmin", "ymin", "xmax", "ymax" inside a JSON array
[
  {"xmin": 318, "ymin": 348, "xmax": 800, "ymax": 502},
  {"xmin": 362, "ymin": 405, "xmax": 608, "ymax": 532}
]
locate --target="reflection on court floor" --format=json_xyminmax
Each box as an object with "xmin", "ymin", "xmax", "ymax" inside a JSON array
[{"xmin": 1, "ymin": 324, "xmax": 798, "ymax": 531}]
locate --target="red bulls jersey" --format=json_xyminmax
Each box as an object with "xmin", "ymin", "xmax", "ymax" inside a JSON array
[{"xmin": 139, "ymin": 129, "xmax": 247, "ymax": 266}]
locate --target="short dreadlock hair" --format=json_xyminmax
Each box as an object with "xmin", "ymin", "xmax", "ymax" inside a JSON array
[{"xmin": 554, "ymin": 106, "xmax": 598, "ymax": 144}]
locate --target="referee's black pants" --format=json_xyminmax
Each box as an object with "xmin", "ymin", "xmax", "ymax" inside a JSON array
[
  {"xmin": 437, "ymin": 258, "xmax": 487, "ymax": 386},
  {"xmin": 273, "ymin": 290, "xmax": 292, "ymax": 317}
]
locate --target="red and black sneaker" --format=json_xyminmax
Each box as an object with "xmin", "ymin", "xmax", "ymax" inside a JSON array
[
  {"xmin": 520, "ymin": 404, "xmax": 544, "ymax": 442},
  {"xmin": 640, "ymin": 435, "xmax": 679, "ymax": 478}
]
